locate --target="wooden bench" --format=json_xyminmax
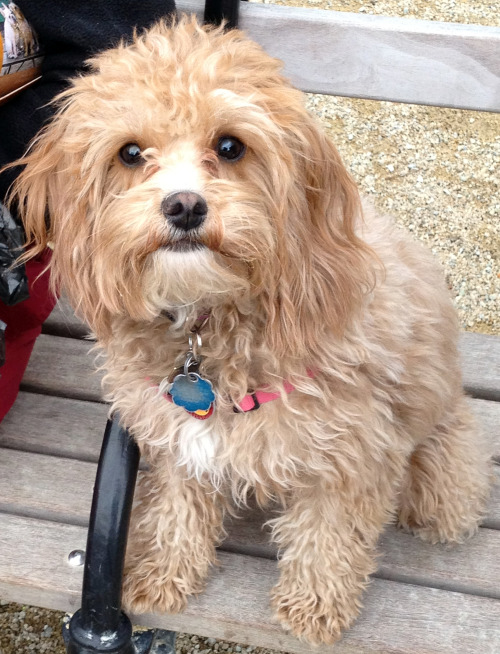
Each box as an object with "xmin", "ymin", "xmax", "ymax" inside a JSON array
[{"xmin": 1, "ymin": 1, "xmax": 499, "ymax": 652}]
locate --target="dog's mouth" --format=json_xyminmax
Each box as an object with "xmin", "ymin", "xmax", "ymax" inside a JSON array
[{"xmin": 164, "ymin": 238, "xmax": 205, "ymax": 253}]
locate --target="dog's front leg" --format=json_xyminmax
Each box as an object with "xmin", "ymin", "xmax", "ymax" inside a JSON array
[
  {"xmin": 123, "ymin": 458, "xmax": 224, "ymax": 615},
  {"xmin": 270, "ymin": 463, "xmax": 402, "ymax": 645}
]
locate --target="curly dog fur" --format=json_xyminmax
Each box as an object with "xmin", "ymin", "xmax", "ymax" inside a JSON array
[{"xmin": 11, "ymin": 17, "xmax": 492, "ymax": 644}]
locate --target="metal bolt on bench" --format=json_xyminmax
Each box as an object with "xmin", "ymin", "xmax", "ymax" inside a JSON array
[{"xmin": 62, "ymin": 2, "xmax": 240, "ymax": 652}]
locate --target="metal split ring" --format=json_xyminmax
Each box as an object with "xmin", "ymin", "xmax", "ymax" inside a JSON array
[
  {"xmin": 188, "ymin": 331, "xmax": 202, "ymax": 360},
  {"xmin": 183, "ymin": 352, "xmax": 198, "ymax": 378}
]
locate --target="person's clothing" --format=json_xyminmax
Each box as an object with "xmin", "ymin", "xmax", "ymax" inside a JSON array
[{"xmin": 0, "ymin": 248, "xmax": 55, "ymax": 421}]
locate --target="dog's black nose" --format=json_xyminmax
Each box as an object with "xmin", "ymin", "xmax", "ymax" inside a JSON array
[{"xmin": 161, "ymin": 191, "xmax": 207, "ymax": 231}]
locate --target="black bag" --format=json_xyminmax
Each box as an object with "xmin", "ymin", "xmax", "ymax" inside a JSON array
[{"xmin": 0, "ymin": 203, "xmax": 29, "ymax": 306}]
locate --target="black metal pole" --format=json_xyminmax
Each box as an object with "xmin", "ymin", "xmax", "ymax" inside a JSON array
[
  {"xmin": 204, "ymin": 0, "xmax": 241, "ymax": 29},
  {"xmin": 65, "ymin": 414, "xmax": 140, "ymax": 654}
]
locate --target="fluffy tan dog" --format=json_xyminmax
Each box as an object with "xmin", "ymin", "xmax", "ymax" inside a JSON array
[{"xmin": 11, "ymin": 17, "xmax": 492, "ymax": 644}]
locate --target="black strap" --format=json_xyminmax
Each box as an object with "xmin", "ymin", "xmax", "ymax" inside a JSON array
[{"xmin": 204, "ymin": 0, "xmax": 241, "ymax": 29}]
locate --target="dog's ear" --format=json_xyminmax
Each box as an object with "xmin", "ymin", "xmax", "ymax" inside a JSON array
[
  {"xmin": 8, "ymin": 119, "xmax": 65, "ymax": 259},
  {"xmin": 9, "ymin": 97, "xmax": 117, "ymax": 338},
  {"xmin": 262, "ymin": 115, "xmax": 376, "ymax": 360}
]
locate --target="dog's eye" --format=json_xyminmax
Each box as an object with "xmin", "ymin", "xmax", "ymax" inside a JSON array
[
  {"xmin": 216, "ymin": 136, "xmax": 246, "ymax": 162},
  {"xmin": 118, "ymin": 143, "xmax": 143, "ymax": 167}
]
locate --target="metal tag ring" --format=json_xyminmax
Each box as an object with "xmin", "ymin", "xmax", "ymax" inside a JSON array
[
  {"xmin": 183, "ymin": 352, "xmax": 199, "ymax": 376},
  {"xmin": 188, "ymin": 331, "xmax": 202, "ymax": 359}
]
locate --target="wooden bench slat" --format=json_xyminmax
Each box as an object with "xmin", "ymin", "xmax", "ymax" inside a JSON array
[
  {"xmin": 223, "ymin": 464, "xmax": 500, "ymax": 537},
  {"xmin": 0, "ymin": 514, "xmax": 85, "ymax": 614},
  {"xmin": 22, "ymin": 334, "xmax": 103, "ymax": 402},
  {"xmin": 0, "ymin": 448, "xmax": 498, "ymax": 598},
  {"xmin": 227, "ymin": 464, "xmax": 500, "ymax": 542},
  {"xmin": 223, "ymin": 500, "xmax": 500, "ymax": 597},
  {"xmin": 484, "ymin": 467, "xmax": 500, "ymax": 530},
  {"xmin": 2, "ymin": 391, "xmax": 498, "ymax": 462},
  {"xmin": 42, "ymin": 296, "xmax": 90, "ymax": 339},
  {"xmin": 0, "ymin": 392, "xmax": 109, "ymax": 462},
  {"xmin": 376, "ymin": 526, "xmax": 500, "ymax": 599},
  {"xmin": 139, "ymin": 557, "xmax": 500, "ymax": 654},
  {"xmin": 22, "ymin": 331, "xmax": 500, "ymax": 405},
  {"xmin": 0, "ymin": 446, "xmax": 498, "ymax": 531},
  {"xmin": 0, "ymin": 449, "xmax": 95, "ymax": 527},
  {"xmin": 225, "ymin": 475, "xmax": 500, "ymax": 595},
  {"xmin": 1, "ymin": 513, "xmax": 499, "ymax": 654},
  {"xmin": 460, "ymin": 332, "xmax": 500, "ymax": 402},
  {"xmin": 178, "ymin": 0, "xmax": 500, "ymax": 112},
  {"xmin": 473, "ymin": 398, "xmax": 500, "ymax": 463}
]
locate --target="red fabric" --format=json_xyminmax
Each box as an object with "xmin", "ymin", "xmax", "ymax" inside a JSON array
[{"xmin": 0, "ymin": 249, "xmax": 57, "ymax": 421}]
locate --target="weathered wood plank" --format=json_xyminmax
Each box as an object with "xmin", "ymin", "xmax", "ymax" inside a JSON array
[
  {"xmin": 0, "ymin": 447, "xmax": 497, "ymax": 532},
  {"xmin": 179, "ymin": 0, "xmax": 500, "ymax": 112},
  {"xmin": 0, "ymin": 392, "xmax": 109, "ymax": 462},
  {"xmin": 22, "ymin": 329, "xmax": 500, "ymax": 406},
  {"xmin": 231, "ymin": 470, "xmax": 500, "ymax": 537},
  {"xmin": 473, "ymin": 398, "xmax": 500, "ymax": 463},
  {"xmin": 137, "ymin": 556, "xmax": 500, "ymax": 654},
  {"xmin": 0, "ymin": 514, "xmax": 85, "ymax": 614},
  {"xmin": 460, "ymin": 332, "xmax": 500, "ymax": 402},
  {"xmin": 0, "ymin": 450, "xmax": 95, "ymax": 527},
  {"xmin": 2, "ymin": 391, "xmax": 498, "ymax": 463},
  {"xmin": 22, "ymin": 334, "xmax": 103, "ymax": 402},
  {"xmin": 484, "ymin": 467, "xmax": 500, "ymax": 531},
  {"xmin": 223, "ymin": 464, "xmax": 500, "ymax": 539},
  {"xmin": 43, "ymin": 296, "xmax": 90, "ymax": 339},
  {"xmin": 1, "ymin": 514, "xmax": 499, "ymax": 654},
  {"xmin": 0, "ymin": 448, "xmax": 498, "ymax": 597},
  {"xmin": 376, "ymin": 526, "xmax": 500, "ymax": 599}
]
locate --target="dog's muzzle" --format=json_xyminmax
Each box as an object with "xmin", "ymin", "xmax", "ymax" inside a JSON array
[{"xmin": 161, "ymin": 191, "xmax": 208, "ymax": 232}]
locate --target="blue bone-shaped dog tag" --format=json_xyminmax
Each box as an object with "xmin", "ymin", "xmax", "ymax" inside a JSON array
[{"xmin": 168, "ymin": 372, "xmax": 215, "ymax": 413}]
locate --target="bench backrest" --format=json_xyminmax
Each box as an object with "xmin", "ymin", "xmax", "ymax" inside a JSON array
[{"xmin": 180, "ymin": 0, "xmax": 500, "ymax": 113}]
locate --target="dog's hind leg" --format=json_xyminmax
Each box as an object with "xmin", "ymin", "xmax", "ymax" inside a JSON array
[
  {"xmin": 398, "ymin": 395, "xmax": 493, "ymax": 544},
  {"xmin": 122, "ymin": 458, "xmax": 225, "ymax": 615}
]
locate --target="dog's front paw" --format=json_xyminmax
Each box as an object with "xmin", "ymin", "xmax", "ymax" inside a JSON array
[
  {"xmin": 271, "ymin": 578, "xmax": 360, "ymax": 645},
  {"xmin": 123, "ymin": 565, "xmax": 201, "ymax": 615}
]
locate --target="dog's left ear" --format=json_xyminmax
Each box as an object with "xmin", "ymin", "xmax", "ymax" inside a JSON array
[{"xmin": 263, "ymin": 115, "xmax": 376, "ymax": 360}]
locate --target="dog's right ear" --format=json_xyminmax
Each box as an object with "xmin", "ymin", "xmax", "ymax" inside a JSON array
[
  {"xmin": 7, "ymin": 114, "xmax": 69, "ymax": 262},
  {"xmin": 5, "ymin": 95, "xmax": 118, "ymax": 339}
]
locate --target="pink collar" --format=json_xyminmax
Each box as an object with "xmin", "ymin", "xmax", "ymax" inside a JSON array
[{"xmin": 233, "ymin": 380, "xmax": 297, "ymax": 413}]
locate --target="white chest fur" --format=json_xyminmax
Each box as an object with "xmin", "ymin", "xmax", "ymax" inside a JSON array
[{"xmin": 175, "ymin": 415, "xmax": 221, "ymax": 481}]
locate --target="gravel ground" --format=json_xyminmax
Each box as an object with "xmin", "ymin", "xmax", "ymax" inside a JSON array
[
  {"xmin": 1, "ymin": 1, "xmax": 498, "ymax": 653},
  {"xmin": 307, "ymin": 94, "xmax": 499, "ymax": 334}
]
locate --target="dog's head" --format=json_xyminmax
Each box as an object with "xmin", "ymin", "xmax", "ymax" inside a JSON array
[{"xmin": 12, "ymin": 17, "xmax": 373, "ymax": 355}]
